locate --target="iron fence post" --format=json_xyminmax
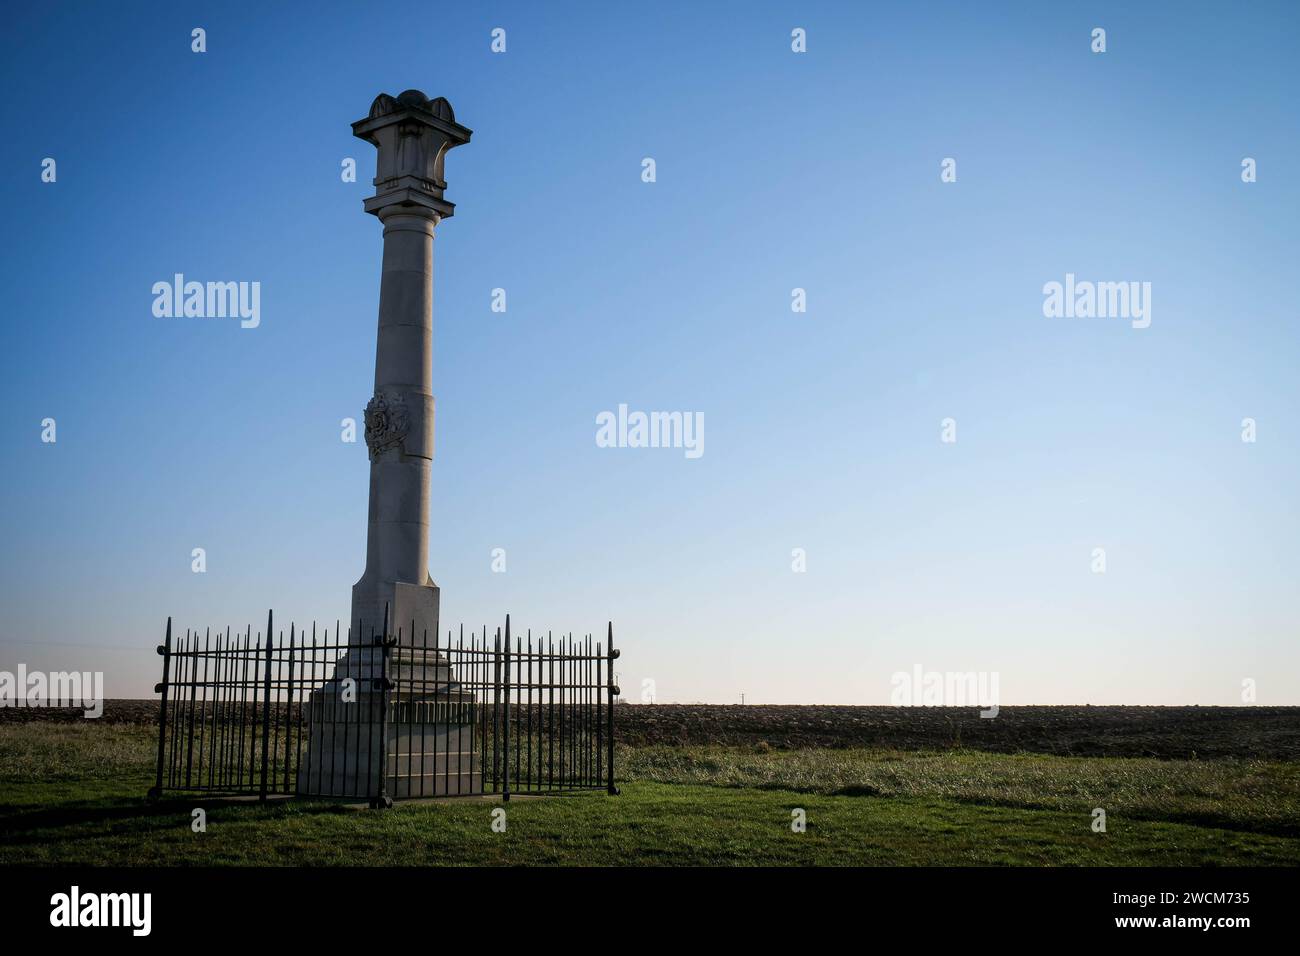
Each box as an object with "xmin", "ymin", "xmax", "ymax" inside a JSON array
[
  {"xmin": 371, "ymin": 603, "xmax": 394, "ymax": 809},
  {"xmin": 259, "ymin": 609, "xmax": 273, "ymax": 802},
  {"xmin": 492, "ymin": 629, "xmax": 500, "ymax": 790},
  {"xmin": 284, "ymin": 623, "xmax": 296, "ymax": 793},
  {"xmin": 607, "ymin": 622, "xmax": 619, "ymax": 795},
  {"xmin": 148, "ymin": 617, "xmax": 173, "ymax": 802},
  {"xmin": 502, "ymin": 615, "xmax": 511, "ymax": 802}
]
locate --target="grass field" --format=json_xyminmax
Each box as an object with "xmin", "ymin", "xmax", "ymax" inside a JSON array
[{"xmin": 2, "ymin": 722, "xmax": 1297, "ymax": 866}]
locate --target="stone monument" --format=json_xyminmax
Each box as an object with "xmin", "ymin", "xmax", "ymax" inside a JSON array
[{"xmin": 298, "ymin": 90, "xmax": 475, "ymax": 801}]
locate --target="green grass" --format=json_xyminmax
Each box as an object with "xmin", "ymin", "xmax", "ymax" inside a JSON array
[
  {"xmin": 623, "ymin": 745, "xmax": 1300, "ymax": 838},
  {"xmin": 2, "ymin": 725, "xmax": 1297, "ymax": 866}
]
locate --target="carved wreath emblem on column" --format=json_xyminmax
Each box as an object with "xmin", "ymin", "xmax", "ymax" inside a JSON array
[{"xmin": 363, "ymin": 390, "xmax": 409, "ymax": 459}]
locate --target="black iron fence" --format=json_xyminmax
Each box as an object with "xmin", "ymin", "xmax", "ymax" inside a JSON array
[{"xmin": 148, "ymin": 611, "xmax": 619, "ymax": 806}]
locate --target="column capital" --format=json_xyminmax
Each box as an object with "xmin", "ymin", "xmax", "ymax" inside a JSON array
[{"xmin": 352, "ymin": 90, "xmax": 472, "ymax": 219}]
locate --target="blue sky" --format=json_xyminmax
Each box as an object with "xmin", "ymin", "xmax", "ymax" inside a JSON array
[{"xmin": 2, "ymin": 1, "xmax": 1297, "ymax": 703}]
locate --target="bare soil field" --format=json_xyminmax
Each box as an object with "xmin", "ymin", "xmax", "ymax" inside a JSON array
[
  {"xmin": 4, "ymin": 701, "xmax": 1297, "ymax": 760},
  {"xmin": 616, "ymin": 704, "xmax": 1300, "ymax": 759}
]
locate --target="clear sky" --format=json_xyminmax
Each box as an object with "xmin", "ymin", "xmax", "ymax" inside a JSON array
[{"xmin": 2, "ymin": 1, "xmax": 1297, "ymax": 704}]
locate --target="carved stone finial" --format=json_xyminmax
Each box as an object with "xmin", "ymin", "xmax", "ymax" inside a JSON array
[{"xmin": 352, "ymin": 90, "xmax": 472, "ymax": 219}]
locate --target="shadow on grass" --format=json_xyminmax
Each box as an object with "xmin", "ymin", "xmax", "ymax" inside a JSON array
[
  {"xmin": 659, "ymin": 779, "xmax": 1300, "ymax": 840},
  {"xmin": 0, "ymin": 794, "xmax": 352, "ymax": 846},
  {"xmin": 831, "ymin": 784, "xmax": 885, "ymax": 797}
]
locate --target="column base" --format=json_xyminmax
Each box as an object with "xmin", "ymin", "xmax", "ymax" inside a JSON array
[
  {"xmin": 350, "ymin": 578, "xmax": 439, "ymax": 643},
  {"xmin": 296, "ymin": 686, "xmax": 482, "ymax": 799}
]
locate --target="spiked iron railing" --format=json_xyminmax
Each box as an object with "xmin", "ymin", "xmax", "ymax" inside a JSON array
[{"xmin": 148, "ymin": 611, "xmax": 619, "ymax": 805}]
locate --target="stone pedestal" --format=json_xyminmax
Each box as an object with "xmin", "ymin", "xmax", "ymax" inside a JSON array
[{"xmin": 297, "ymin": 650, "xmax": 481, "ymax": 799}]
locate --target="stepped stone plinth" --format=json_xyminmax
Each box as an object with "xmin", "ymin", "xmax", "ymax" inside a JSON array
[{"xmin": 297, "ymin": 646, "xmax": 481, "ymax": 799}]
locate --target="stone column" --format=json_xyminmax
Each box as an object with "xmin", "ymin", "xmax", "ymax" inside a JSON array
[{"xmin": 349, "ymin": 90, "xmax": 471, "ymax": 642}]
